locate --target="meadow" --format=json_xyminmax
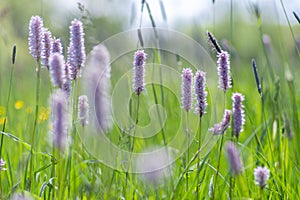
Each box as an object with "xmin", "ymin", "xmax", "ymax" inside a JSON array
[{"xmin": 0, "ymin": 0, "xmax": 299, "ymax": 199}]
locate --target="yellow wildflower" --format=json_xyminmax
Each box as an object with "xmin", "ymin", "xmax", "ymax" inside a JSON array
[{"xmin": 15, "ymin": 101, "xmax": 24, "ymax": 110}]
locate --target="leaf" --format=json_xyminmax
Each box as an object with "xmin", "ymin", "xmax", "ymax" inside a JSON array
[
  {"xmin": 0, "ymin": 131, "xmax": 31, "ymax": 150},
  {"xmin": 39, "ymin": 181, "xmax": 48, "ymax": 197}
]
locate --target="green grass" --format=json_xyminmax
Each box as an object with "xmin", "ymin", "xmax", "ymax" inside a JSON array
[{"xmin": 0, "ymin": 0, "xmax": 299, "ymax": 199}]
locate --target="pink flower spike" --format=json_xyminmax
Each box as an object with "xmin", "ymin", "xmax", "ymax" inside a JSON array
[
  {"xmin": 133, "ymin": 50, "xmax": 147, "ymax": 95},
  {"xmin": 181, "ymin": 68, "xmax": 193, "ymax": 112},
  {"xmin": 28, "ymin": 16, "xmax": 43, "ymax": 61},
  {"xmin": 217, "ymin": 51, "xmax": 231, "ymax": 92},
  {"xmin": 194, "ymin": 70, "xmax": 208, "ymax": 117},
  {"xmin": 41, "ymin": 28, "xmax": 52, "ymax": 68},
  {"xmin": 232, "ymin": 92, "xmax": 245, "ymax": 139}
]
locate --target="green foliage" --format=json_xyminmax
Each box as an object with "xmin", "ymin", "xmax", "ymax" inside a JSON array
[{"xmin": 0, "ymin": 0, "xmax": 299, "ymax": 199}]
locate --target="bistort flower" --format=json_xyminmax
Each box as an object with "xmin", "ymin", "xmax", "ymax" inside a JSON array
[
  {"xmin": 181, "ymin": 68, "xmax": 193, "ymax": 112},
  {"xmin": 133, "ymin": 50, "xmax": 147, "ymax": 95},
  {"xmin": 254, "ymin": 166, "xmax": 270, "ymax": 188},
  {"xmin": 28, "ymin": 16, "xmax": 43, "ymax": 61},
  {"xmin": 194, "ymin": 70, "xmax": 207, "ymax": 117}
]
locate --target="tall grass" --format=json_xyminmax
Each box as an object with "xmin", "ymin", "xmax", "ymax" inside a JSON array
[{"xmin": 0, "ymin": 0, "xmax": 299, "ymax": 199}]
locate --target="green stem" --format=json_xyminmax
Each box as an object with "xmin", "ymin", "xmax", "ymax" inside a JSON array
[
  {"xmin": 170, "ymin": 134, "xmax": 214, "ymax": 200},
  {"xmin": 279, "ymin": 0, "xmax": 300, "ymax": 57},
  {"xmin": 124, "ymin": 94, "xmax": 140, "ymax": 198},
  {"xmin": 257, "ymin": 18, "xmax": 275, "ymax": 81},
  {"xmin": 185, "ymin": 111, "xmax": 190, "ymax": 192},
  {"xmin": 0, "ymin": 46, "xmax": 15, "ymax": 191},
  {"xmin": 211, "ymin": 134, "xmax": 224, "ymax": 200},
  {"xmin": 196, "ymin": 117, "xmax": 202, "ymax": 199},
  {"xmin": 230, "ymin": 0, "xmax": 233, "ymax": 54},
  {"xmin": 67, "ymin": 78, "xmax": 79, "ymax": 198},
  {"xmin": 25, "ymin": 60, "xmax": 41, "ymax": 191}
]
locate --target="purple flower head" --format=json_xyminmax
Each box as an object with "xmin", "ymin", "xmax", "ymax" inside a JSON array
[
  {"xmin": 49, "ymin": 53, "xmax": 66, "ymax": 88},
  {"xmin": 28, "ymin": 16, "xmax": 43, "ymax": 61},
  {"xmin": 217, "ymin": 51, "xmax": 231, "ymax": 92},
  {"xmin": 51, "ymin": 37, "xmax": 63, "ymax": 55},
  {"xmin": 181, "ymin": 68, "xmax": 193, "ymax": 112},
  {"xmin": 209, "ymin": 109, "xmax": 231, "ymax": 135},
  {"xmin": 194, "ymin": 70, "xmax": 208, "ymax": 117},
  {"xmin": 68, "ymin": 46, "xmax": 77, "ymax": 80},
  {"xmin": 225, "ymin": 142, "xmax": 242, "ymax": 176},
  {"xmin": 84, "ymin": 44, "xmax": 112, "ymax": 132},
  {"xmin": 135, "ymin": 147, "xmax": 173, "ymax": 184},
  {"xmin": 254, "ymin": 166, "xmax": 270, "ymax": 188},
  {"xmin": 68, "ymin": 19, "xmax": 86, "ymax": 79},
  {"xmin": 78, "ymin": 95, "xmax": 89, "ymax": 126},
  {"xmin": 63, "ymin": 63, "xmax": 72, "ymax": 97},
  {"xmin": 133, "ymin": 50, "xmax": 147, "ymax": 95},
  {"xmin": 50, "ymin": 89, "xmax": 69, "ymax": 151},
  {"xmin": 41, "ymin": 28, "xmax": 52, "ymax": 68},
  {"xmin": 232, "ymin": 93, "xmax": 245, "ymax": 139}
]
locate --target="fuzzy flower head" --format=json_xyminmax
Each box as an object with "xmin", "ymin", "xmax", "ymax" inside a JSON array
[
  {"xmin": 254, "ymin": 166, "xmax": 270, "ymax": 188},
  {"xmin": 209, "ymin": 109, "xmax": 231, "ymax": 135},
  {"xmin": 133, "ymin": 50, "xmax": 147, "ymax": 95},
  {"xmin": 78, "ymin": 95, "xmax": 89, "ymax": 126},
  {"xmin": 181, "ymin": 68, "xmax": 193, "ymax": 112},
  {"xmin": 194, "ymin": 70, "xmax": 208, "ymax": 117},
  {"xmin": 84, "ymin": 44, "xmax": 113, "ymax": 132},
  {"xmin": 63, "ymin": 63, "xmax": 72, "ymax": 97},
  {"xmin": 49, "ymin": 53, "xmax": 66, "ymax": 89},
  {"xmin": 232, "ymin": 93, "xmax": 245, "ymax": 139},
  {"xmin": 225, "ymin": 142, "xmax": 242, "ymax": 176},
  {"xmin": 50, "ymin": 89, "xmax": 69, "ymax": 151},
  {"xmin": 51, "ymin": 37, "xmax": 63, "ymax": 55},
  {"xmin": 68, "ymin": 19, "xmax": 86, "ymax": 79},
  {"xmin": 28, "ymin": 16, "xmax": 43, "ymax": 61},
  {"xmin": 41, "ymin": 28, "xmax": 52, "ymax": 68},
  {"xmin": 217, "ymin": 51, "xmax": 231, "ymax": 92}
]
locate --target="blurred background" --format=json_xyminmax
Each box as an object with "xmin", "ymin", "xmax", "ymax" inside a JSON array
[{"xmin": 0, "ymin": 0, "xmax": 299, "ymax": 135}]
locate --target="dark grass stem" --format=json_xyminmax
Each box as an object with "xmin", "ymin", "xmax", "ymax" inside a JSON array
[
  {"xmin": 293, "ymin": 11, "xmax": 300, "ymax": 24},
  {"xmin": 0, "ymin": 45, "xmax": 16, "ymax": 191},
  {"xmin": 251, "ymin": 59, "xmax": 262, "ymax": 97}
]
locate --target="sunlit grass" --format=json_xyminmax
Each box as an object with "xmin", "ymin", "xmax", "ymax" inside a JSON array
[{"xmin": 0, "ymin": 0, "xmax": 299, "ymax": 199}]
